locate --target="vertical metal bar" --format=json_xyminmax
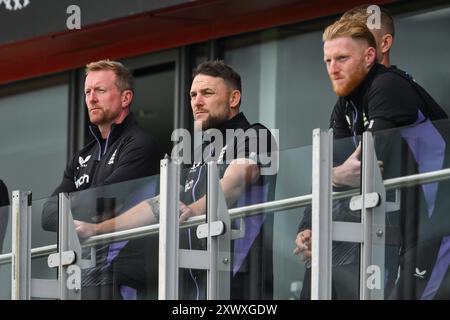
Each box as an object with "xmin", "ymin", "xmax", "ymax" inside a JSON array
[
  {"xmin": 361, "ymin": 132, "xmax": 373, "ymax": 300},
  {"xmin": 206, "ymin": 161, "xmax": 231, "ymax": 300},
  {"xmin": 360, "ymin": 132, "xmax": 386, "ymax": 300},
  {"xmin": 213, "ymin": 174, "xmax": 231, "ymax": 300},
  {"xmin": 207, "ymin": 162, "xmax": 219, "ymax": 300},
  {"xmin": 58, "ymin": 192, "xmax": 70, "ymax": 300},
  {"xmin": 311, "ymin": 129, "xmax": 333, "ymax": 300},
  {"xmin": 158, "ymin": 157, "xmax": 180, "ymax": 300},
  {"xmin": 11, "ymin": 190, "xmax": 32, "ymax": 300},
  {"xmin": 66, "ymin": 202, "xmax": 82, "ymax": 300}
]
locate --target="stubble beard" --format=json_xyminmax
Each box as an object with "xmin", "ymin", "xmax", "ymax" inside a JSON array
[
  {"xmin": 332, "ymin": 64, "xmax": 368, "ymax": 97},
  {"xmin": 88, "ymin": 108, "xmax": 104, "ymax": 125},
  {"xmin": 194, "ymin": 108, "xmax": 231, "ymax": 131}
]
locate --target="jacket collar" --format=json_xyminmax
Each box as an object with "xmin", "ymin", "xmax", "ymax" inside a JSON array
[
  {"xmin": 89, "ymin": 112, "xmax": 136, "ymax": 145},
  {"xmin": 215, "ymin": 112, "xmax": 250, "ymax": 134},
  {"xmin": 344, "ymin": 63, "xmax": 384, "ymax": 105},
  {"xmin": 201, "ymin": 112, "xmax": 250, "ymax": 150}
]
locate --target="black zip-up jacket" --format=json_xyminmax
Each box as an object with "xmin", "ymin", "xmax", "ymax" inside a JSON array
[
  {"xmin": 42, "ymin": 112, "xmax": 160, "ymax": 230},
  {"xmin": 180, "ymin": 112, "xmax": 277, "ymax": 299},
  {"xmin": 330, "ymin": 63, "xmax": 447, "ymax": 139},
  {"xmin": 300, "ymin": 64, "xmax": 448, "ymax": 234},
  {"xmin": 298, "ymin": 64, "xmax": 448, "ymax": 300},
  {"xmin": 0, "ymin": 180, "xmax": 9, "ymax": 253}
]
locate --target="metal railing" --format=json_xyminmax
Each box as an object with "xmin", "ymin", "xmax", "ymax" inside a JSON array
[{"xmin": 2, "ymin": 166, "xmax": 450, "ymax": 265}]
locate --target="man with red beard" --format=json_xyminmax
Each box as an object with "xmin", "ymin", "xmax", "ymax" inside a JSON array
[{"xmin": 295, "ymin": 18, "xmax": 447, "ymax": 300}]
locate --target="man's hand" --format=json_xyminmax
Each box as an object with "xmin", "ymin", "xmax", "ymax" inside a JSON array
[
  {"xmin": 179, "ymin": 202, "xmax": 195, "ymax": 223},
  {"xmin": 294, "ymin": 229, "xmax": 312, "ymax": 261},
  {"xmin": 333, "ymin": 144, "xmax": 361, "ymax": 187},
  {"xmin": 73, "ymin": 220, "xmax": 97, "ymax": 239}
]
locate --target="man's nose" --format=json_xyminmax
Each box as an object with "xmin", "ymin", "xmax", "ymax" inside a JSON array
[
  {"xmin": 329, "ymin": 60, "xmax": 340, "ymax": 74},
  {"xmin": 192, "ymin": 94, "xmax": 204, "ymax": 107},
  {"xmin": 87, "ymin": 91, "xmax": 97, "ymax": 103}
]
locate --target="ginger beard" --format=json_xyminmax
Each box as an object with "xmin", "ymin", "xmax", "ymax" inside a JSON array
[{"xmin": 331, "ymin": 60, "xmax": 368, "ymax": 97}]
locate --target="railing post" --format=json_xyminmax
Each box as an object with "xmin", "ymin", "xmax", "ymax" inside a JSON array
[
  {"xmin": 29, "ymin": 193, "xmax": 82, "ymax": 300},
  {"xmin": 311, "ymin": 128, "xmax": 333, "ymax": 300},
  {"xmin": 57, "ymin": 192, "xmax": 82, "ymax": 300},
  {"xmin": 158, "ymin": 157, "xmax": 180, "ymax": 300},
  {"xmin": 360, "ymin": 132, "xmax": 386, "ymax": 300},
  {"xmin": 11, "ymin": 190, "xmax": 32, "ymax": 300},
  {"xmin": 206, "ymin": 162, "xmax": 231, "ymax": 300}
]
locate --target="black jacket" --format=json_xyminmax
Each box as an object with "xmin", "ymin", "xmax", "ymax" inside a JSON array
[
  {"xmin": 42, "ymin": 113, "xmax": 160, "ymax": 230},
  {"xmin": 298, "ymin": 64, "xmax": 448, "ymax": 300},
  {"xmin": 330, "ymin": 63, "xmax": 447, "ymax": 139},
  {"xmin": 300, "ymin": 64, "xmax": 448, "ymax": 233},
  {"xmin": 41, "ymin": 113, "xmax": 161, "ymax": 297},
  {"xmin": 182, "ymin": 112, "xmax": 276, "ymax": 204},
  {"xmin": 180, "ymin": 112, "xmax": 277, "ymax": 300},
  {"xmin": 0, "ymin": 180, "xmax": 8, "ymax": 208},
  {"xmin": 0, "ymin": 180, "xmax": 9, "ymax": 253}
]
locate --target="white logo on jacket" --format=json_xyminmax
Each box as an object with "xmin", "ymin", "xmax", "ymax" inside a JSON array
[
  {"xmin": 108, "ymin": 149, "xmax": 117, "ymax": 165},
  {"xmin": 189, "ymin": 162, "xmax": 202, "ymax": 173},
  {"xmin": 217, "ymin": 146, "xmax": 228, "ymax": 164},
  {"xmin": 185, "ymin": 179, "xmax": 194, "ymax": 192},
  {"xmin": 75, "ymin": 174, "xmax": 89, "ymax": 189},
  {"xmin": 78, "ymin": 155, "xmax": 91, "ymax": 168},
  {"xmin": 413, "ymin": 267, "xmax": 427, "ymax": 279}
]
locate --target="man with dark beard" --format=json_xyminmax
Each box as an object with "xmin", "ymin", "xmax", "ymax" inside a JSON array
[
  {"xmin": 295, "ymin": 18, "xmax": 447, "ymax": 299},
  {"xmin": 73, "ymin": 60, "xmax": 278, "ymax": 300}
]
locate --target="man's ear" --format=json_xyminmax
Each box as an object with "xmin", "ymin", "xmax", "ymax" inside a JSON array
[
  {"xmin": 365, "ymin": 46, "xmax": 377, "ymax": 67},
  {"xmin": 121, "ymin": 90, "xmax": 133, "ymax": 108},
  {"xmin": 381, "ymin": 34, "xmax": 393, "ymax": 54},
  {"xmin": 229, "ymin": 90, "xmax": 241, "ymax": 109}
]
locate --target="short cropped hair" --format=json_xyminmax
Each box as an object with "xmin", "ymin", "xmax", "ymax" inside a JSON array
[
  {"xmin": 323, "ymin": 18, "xmax": 377, "ymax": 49},
  {"xmin": 342, "ymin": 4, "xmax": 395, "ymax": 37},
  {"xmin": 193, "ymin": 60, "xmax": 242, "ymax": 93},
  {"xmin": 85, "ymin": 60, "xmax": 134, "ymax": 92}
]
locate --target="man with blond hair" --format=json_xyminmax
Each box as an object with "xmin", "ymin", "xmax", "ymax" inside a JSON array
[
  {"xmin": 42, "ymin": 59, "xmax": 161, "ymax": 299},
  {"xmin": 295, "ymin": 18, "xmax": 447, "ymax": 299}
]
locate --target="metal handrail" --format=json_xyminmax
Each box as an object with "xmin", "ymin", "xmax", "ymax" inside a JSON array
[
  {"xmin": 2, "ymin": 167, "xmax": 450, "ymax": 265},
  {"xmin": 0, "ymin": 244, "xmax": 56, "ymax": 265}
]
